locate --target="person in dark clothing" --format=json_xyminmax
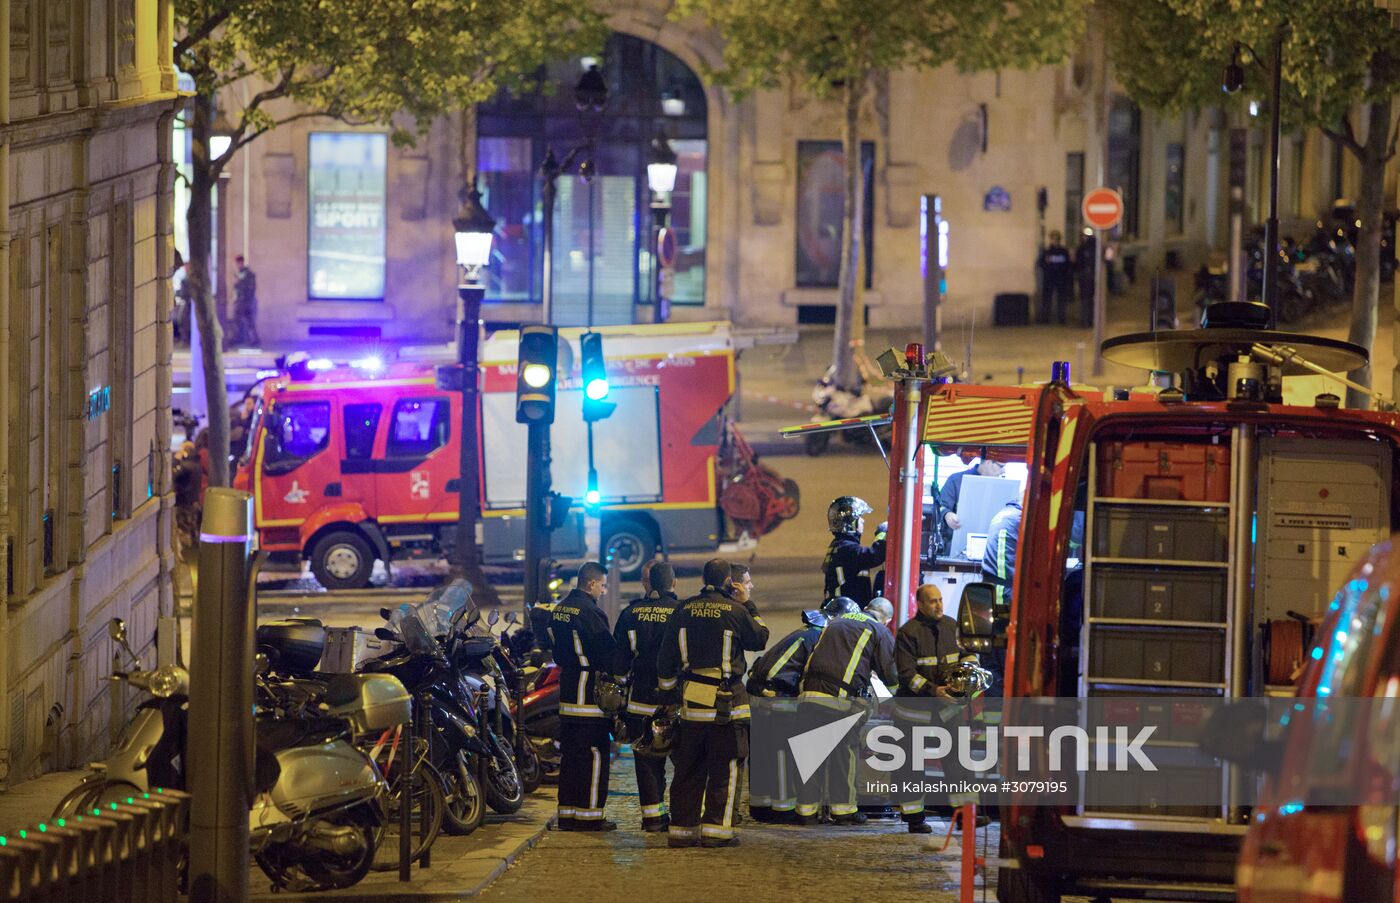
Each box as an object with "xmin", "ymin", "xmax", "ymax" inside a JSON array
[
  {"xmin": 746, "ymin": 608, "xmax": 827, "ymax": 823},
  {"xmin": 893, "ymin": 584, "xmax": 980, "ymax": 832},
  {"xmin": 822, "ymin": 496, "xmax": 886, "ymax": 604},
  {"xmin": 226, "ymin": 255, "xmax": 259, "ymax": 348},
  {"xmin": 1037, "ymin": 230, "xmax": 1074, "ymax": 324},
  {"xmin": 549, "ymin": 561, "xmax": 618, "ymax": 831},
  {"xmin": 981, "ymin": 501, "xmax": 1023, "ymax": 605},
  {"xmin": 1075, "ymin": 229, "xmax": 1097, "ymax": 327},
  {"xmin": 612, "ymin": 560, "xmax": 681, "ymax": 832},
  {"xmin": 796, "ymin": 597, "xmax": 897, "ymax": 825},
  {"xmin": 935, "ymin": 455, "xmax": 1006, "ymax": 555},
  {"xmin": 657, "ymin": 559, "xmax": 769, "ymax": 848}
]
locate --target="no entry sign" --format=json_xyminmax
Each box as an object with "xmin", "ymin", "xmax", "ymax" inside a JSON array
[{"xmin": 1082, "ymin": 187, "xmax": 1123, "ymax": 231}]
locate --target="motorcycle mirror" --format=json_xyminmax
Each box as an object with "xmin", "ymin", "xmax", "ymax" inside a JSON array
[
  {"xmin": 505, "ymin": 612, "xmax": 518, "ymax": 625},
  {"xmin": 107, "ymin": 618, "xmax": 127, "ymax": 644},
  {"xmin": 254, "ymin": 652, "xmax": 271, "ymax": 676},
  {"xmin": 380, "ymin": 607, "xmax": 393, "ymax": 621},
  {"xmin": 375, "ymin": 626, "xmax": 398, "ymax": 642},
  {"xmin": 466, "ymin": 607, "xmax": 482, "ymax": 627},
  {"xmin": 488, "ymin": 609, "xmax": 500, "ymax": 627}
]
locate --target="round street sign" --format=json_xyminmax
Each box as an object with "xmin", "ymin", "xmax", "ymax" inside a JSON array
[
  {"xmin": 1082, "ymin": 187, "xmax": 1123, "ymax": 231},
  {"xmin": 657, "ymin": 227, "xmax": 677, "ymax": 268}
]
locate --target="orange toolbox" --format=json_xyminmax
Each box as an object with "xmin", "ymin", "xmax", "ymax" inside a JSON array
[{"xmin": 1097, "ymin": 441, "xmax": 1231, "ymax": 502}]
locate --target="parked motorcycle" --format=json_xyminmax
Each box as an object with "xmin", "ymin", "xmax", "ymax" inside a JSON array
[{"xmin": 55, "ymin": 618, "xmax": 404, "ymax": 893}]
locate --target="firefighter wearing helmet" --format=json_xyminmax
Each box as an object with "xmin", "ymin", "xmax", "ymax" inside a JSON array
[{"xmin": 822, "ymin": 497, "xmax": 887, "ymax": 605}]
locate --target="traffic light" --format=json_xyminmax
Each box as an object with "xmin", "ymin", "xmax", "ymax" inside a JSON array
[
  {"xmin": 515, "ymin": 325, "xmax": 557, "ymax": 424},
  {"xmin": 580, "ymin": 332, "xmax": 616, "ymax": 422},
  {"xmin": 584, "ymin": 469, "xmax": 602, "ymax": 508}
]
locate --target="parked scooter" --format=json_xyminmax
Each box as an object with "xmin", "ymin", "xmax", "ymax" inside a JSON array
[{"xmin": 54, "ymin": 618, "xmax": 404, "ymax": 893}]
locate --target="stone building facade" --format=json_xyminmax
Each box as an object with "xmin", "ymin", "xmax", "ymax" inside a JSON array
[
  {"xmin": 212, "ymin": 3, "xmax": 1388, "ymax": 350},
  {"xmin": 1, "ymin": 0, "xmax": 178, "ymax": 787}
]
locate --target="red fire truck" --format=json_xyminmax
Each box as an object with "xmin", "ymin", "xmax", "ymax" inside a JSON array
[
  {"xmin": 233, "ymin": 321, "xmax": 797, "ymax": 588},
  {"xmin": 849, "ymin": 307, "xmax": 1400, "ymax": 902}
]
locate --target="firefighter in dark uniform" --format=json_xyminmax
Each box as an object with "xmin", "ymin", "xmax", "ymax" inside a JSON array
[
  {"xmin": 893, "ymin": 584, "xmax": 980, "ymax": 832},
  {"xmin": 549, "ymin": 561, "xmax": 617, "ymax": 831},
  {"xmin": 611, "ymin": 560, "xmax": 681, "ymax": 832},
  {"xmin": 796, "ymin": 596, "xmax": 897, "ymax": 825},
  {"xmin": 1038, "ymin": 230, "xmax": 1074, "ymax": 324},
  {"xmin": 657, "ymin": 559, "xmax": 769, "ymax": 848},
  {"xmin": 980, "ymin": 501, "xmax": 1022, "ymax": 697},
  {"xmin": 745, "ymin": 607, "xmax": 827, "ymax": 823},
  {"xmin": 823, "ymin": 496, "xmax": 886, "ymax": 605}
]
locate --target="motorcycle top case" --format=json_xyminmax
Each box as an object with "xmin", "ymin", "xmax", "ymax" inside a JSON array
[
  {"xmin": 256, "ymin": 619, "xmax": 326, "ymax": 672},
  {"xmin": 323, "ymin": 673, "xmax": 412, "ymax": 735},
  {"xmin": 1097, "ymin": 441, "xmax": 1231, "ymax": 502}
]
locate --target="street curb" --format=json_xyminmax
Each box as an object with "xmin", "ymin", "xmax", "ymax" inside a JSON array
[{"xmin": 457, "ymin": 814, "xmax": 553, "ymax": 898}]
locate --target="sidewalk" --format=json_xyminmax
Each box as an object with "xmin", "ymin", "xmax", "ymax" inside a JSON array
[{"xmin": 0, "ymin": 770, "xmax": 89, "ymax": 832}]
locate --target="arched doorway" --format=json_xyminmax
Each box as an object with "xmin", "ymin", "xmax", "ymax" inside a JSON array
[{"xmin": 477, "ymin": 33, "xmax": 709, "ymax": 326}]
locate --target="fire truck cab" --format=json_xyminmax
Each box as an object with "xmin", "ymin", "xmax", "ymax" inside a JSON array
[
  {"xmin": 233, "ymin": 321, "xmax": 796, "ymax": 588},
  {"xmin": 871, "ymin": 307, "xmax": 1400, "ymax": 902}
]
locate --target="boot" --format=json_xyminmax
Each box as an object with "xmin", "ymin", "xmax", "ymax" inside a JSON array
[
  {"xmin": 642, "ymin": 815, "xmax": 671, "ymax": 833},
  {"xmin": 906, "ymin": 818, "xmax": 933, "ymax": 834},
  {"xmin": 701, "ymin": 835, "xmax": 740, "ymax": 848},
  {"xmin": 831, "ymin": 812, "xmax": 869, "ymax": 826}
]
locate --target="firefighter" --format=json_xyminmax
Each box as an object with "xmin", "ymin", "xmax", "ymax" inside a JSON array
[
  {"xmin": 549, "ymin": 561, "xmax": 618, "ymax": 831},
  {"xmin": 893, "ymin": 584, "xmax": 979, "ymax": 833},
  {"xmin": 935, "ymin": 452, "xmax": 1006, "ymax": 555},
  {"xmin": 1037, "ymin": 230, "xmax": 1073, "ymax": 324},
  {"xmin": 823, "ymin": 497, "xmax": 886, "ymax": 605},
  {"xmin": 796, "ymin": 596, "xmax": 897, "ymax": 825},
  {"xmin": 981, "ymin": 500, "xmax": 1023, "ymax": 604},
  {"xmin": 657, "ymin": 559, "xmax": 769, "ymax": 848},
  {"xmin": 612, "ymin": 560, "xmax": 681, "ymax": 832},
  {"xmin": 745, "ymin": 607, "xmax": 827, "ymax": 823}
]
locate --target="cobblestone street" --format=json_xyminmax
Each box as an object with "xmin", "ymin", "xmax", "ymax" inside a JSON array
[{"xmin": 478, "ymin": 747, "xmax": 998, "ymax": 903}]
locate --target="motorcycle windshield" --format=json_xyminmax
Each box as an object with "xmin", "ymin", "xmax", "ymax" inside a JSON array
[{"xmin": 390, "ymin": 578, "xmax": 480, "ymax": 652}]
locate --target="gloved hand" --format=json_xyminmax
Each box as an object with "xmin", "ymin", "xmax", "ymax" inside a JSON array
[{"xmin": 874, "ymin": 521, "xmax": 888, "ymax": 542}]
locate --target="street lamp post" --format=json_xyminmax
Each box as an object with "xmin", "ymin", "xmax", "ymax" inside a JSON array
[
  {"xmin": 450, "ymin": 182, "xmax": 497, "ymax": 602},
  {"xmin": 647, "ymin": 135, "xmax": 678, "ymax": 323},
  {"xmin": 1224, "ymin": 25, "xmax": 1287, "ymax": 315}
]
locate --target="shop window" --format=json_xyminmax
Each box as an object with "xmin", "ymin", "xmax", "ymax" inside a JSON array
[
  {"xmin": 343, "ymin": 403, "xmax": 381, "ymax": 459},
  {"xmin": 796, "ymin": 141, "xmax": 874, "ymax": 289},
  {"xmin": 387, "ymin": 398, "xmax": 449, "ymax": 458},
  {"xmin": 307, "ymin": 132, "xmax": 387, "ymax": 300},
  {"xmin": 263, "ymin": 402, "xmax": 331, "ymax": 473}
]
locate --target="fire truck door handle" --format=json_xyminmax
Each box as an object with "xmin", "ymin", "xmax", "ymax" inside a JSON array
[{"xmin": 325, "ymin": 482, "xmax": 343, "ymax": 497}]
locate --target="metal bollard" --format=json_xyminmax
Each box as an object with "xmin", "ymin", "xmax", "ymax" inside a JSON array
[{"xmin": 1, "ymin": 838, "xmax": 45, "ymax": 903}]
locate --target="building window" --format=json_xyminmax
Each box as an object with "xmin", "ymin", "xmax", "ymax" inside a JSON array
[
  {"xmin": 1107, "ymin": 97, "xmax": 1141, "ymax": 238},
  {"xmin": 795, "ymin": 140, "xmax": 875, "ymax": 289},
  {"xmin": 1164, "ymin": 143, "xmax": 1185, "ymax": 236},
  {"xmin": 477, "ymin": 33, "xmax": 709, "ymax": 324},
  {"xmin": 307, "ymin": 132, "xmax": 388, "ymax": 300},
  {"xmin": 1065, "ymin": 152, "xmax": 1085, "ymax": 240}
]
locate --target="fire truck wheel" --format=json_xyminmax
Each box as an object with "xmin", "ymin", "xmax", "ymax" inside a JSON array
[
  {"xmin": 602, "ymin": 518, "xmax": 656, "ymax": 579},
  {"xmin": 310, "ymin": 529, "xmax": 376, "ymax": 590},
  {"xmin": 996, "ymin": 867, "xmax": 1061, "ymax": 903}
]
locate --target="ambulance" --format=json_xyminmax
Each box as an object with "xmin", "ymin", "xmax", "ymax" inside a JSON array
[
  {"xmin": 233, "ymin": 321, "xmax": 797, "ymax": 588},
  {"xmin": 807, "ymin": 304, "xmax": 1400, "ymax": 902}
]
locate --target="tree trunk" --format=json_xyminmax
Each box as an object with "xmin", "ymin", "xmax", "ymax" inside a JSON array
[
  {"xmin": 831, "ymin": 74, "xmax": 866, "ymax": 390},
  {"xmin": 189, "ymin": 90, "xmax": 231, "ymax": 486},
  {"xmin": 1345, "ymin": 97, "xmax": 1390, "ymax": 410}
]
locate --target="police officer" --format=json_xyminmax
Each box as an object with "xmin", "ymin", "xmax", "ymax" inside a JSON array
[
  {"xmin": 1038, "ymin": 230, "xmax": 1073, "ymax": 324},
  {"xmin": 657, "ymin": 559, "xmax": 769, "ymax": 848},
  {"xmin": 796, "ymin": 596, "xmax": 897, "ymax": 825},
  {"xmin": 745, "ymin": 607, "xmax": 827, "ymax": 823},
  {"xmin": 549, "ymin": 561, "xmax": 617, "ymax": 831},
  {"xmin": 823, "ymin": 497, "xmax": 886, "ymax": 605},
  {"xmin": 894, "ymin": 584, "xmax": 979, "ymax": 833},
  {"xmin": 612, "ymin": 560, "xmax": 681, "ymax": 832}
]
